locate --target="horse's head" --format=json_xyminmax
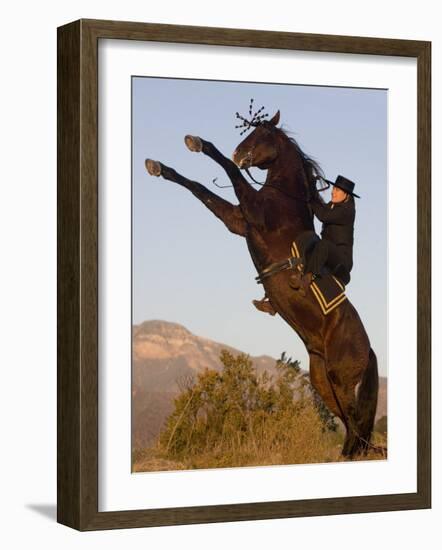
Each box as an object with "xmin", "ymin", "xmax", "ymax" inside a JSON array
[{"xmin": 232, "ymin": 111, "xmax": 281, "ymax": 170}]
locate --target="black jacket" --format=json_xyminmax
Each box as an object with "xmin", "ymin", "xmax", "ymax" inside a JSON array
[{"xmin": 310, "ymin": 195, "xmax": 355, "ymax": 270}]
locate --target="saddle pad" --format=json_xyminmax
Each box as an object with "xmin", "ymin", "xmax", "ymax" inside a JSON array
[
  {"xmin": 291, "ymin": 233, "xmax": 316, "ymax": 263},
  {"xmin": 310, "ymin": 274, "xmax": 347, "ymax": 315}
]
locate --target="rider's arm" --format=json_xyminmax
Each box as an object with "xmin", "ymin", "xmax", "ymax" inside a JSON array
[{"xmin": 310, "ymin": 197, "xmax": 354, "ymax": 225}]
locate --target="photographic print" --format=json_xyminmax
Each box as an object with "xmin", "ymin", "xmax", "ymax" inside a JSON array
[
  {"xmin": 132, "ymin": 76, "xmax": 388, "ymax": 473},
  {"xmin": 57, "ymin": 20, "xmax": 430, "ymax": 529}
]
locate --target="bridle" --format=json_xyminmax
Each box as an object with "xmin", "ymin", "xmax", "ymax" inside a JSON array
[{"xmin": 214, "ymin": 99, "xmax": 331, "ymax": 202}]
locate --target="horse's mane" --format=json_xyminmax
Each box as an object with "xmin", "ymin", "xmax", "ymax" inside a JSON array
[{"xmin": 277, "ymin": 126, "xmax": 324, "ymax": 189}]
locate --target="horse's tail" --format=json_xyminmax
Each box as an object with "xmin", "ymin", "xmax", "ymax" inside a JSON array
[{"xmin": 355, "ymin": 347, "xmax": 379, "ymax": 450}]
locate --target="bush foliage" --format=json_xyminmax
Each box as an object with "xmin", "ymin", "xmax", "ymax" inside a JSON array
[{"xmin": 155, "ymin": 350, "xmax": 341, "ymax": 468}]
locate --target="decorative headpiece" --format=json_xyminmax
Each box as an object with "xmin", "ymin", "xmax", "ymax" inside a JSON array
[{"xmin": 235, "ymin": 99, "xmax": 269, "ymax": 135}]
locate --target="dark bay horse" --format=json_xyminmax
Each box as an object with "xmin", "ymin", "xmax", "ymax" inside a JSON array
[{"xmin": 145, "ymin": 110, "xmax": 379, "ymax": 458}]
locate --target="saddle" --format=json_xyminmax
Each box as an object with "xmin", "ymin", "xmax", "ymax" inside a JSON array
[
  {"xmin": 291, "ymin": 231, "xmax": 348, "ymax": 315},
  {"xmin": 254, "ymin": 231, "xmax": 348, "ymax": 316}
]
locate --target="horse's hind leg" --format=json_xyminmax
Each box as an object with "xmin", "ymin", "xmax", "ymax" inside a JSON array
[
  {"xmin": 309, "ymin": 353, "xmax": 363, "ymax": 457},
  {"xmin": 325, "ymin": 361, "xmax": 367, "ymax": 458},
  {"xmin": 324, "ymin": 372, "xmax": 360, "ymax": 458},
  {"xmin": 145, "ymin": 159, "xmax": 246, "ymax": 236},
  {"xmin": 354, "ymin": 348, "xmax": 379, "ymax": 452},
  {"xmin": 321, "ymin": 308, "xmax": 373, "ymax": 458},
  {"xmin": 330, "ymin": 351, "xmax": 378, "ymax": 457},
  {"xmin": 309, "ymin": 353, "xmax": 343, "ymax": 419}
]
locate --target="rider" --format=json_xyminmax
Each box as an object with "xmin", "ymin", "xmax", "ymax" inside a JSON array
[
  {"xmin": 253, "ymin": 175, "xmax": 359, "ymax": 314},
  {"xmin": 291, "ymin": 175, "xmax": 359, "ymax": 292}
]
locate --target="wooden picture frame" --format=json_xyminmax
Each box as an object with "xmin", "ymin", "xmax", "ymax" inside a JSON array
[{"xmin": 57, "ymin": 18, "xmax": 431, "ymax": 530}]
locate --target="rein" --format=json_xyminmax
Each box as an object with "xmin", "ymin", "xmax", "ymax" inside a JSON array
[
  {"xmin": 213, "ymin": 172, "xmax": 330, "ymax": 203},
  {"xmin": 246, "ymin": 168, "xmax": 312, "ymax": 203}
]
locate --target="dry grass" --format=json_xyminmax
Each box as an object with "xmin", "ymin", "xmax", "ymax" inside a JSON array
[
  {"xmin": 132, "ymin": 352, "xmax": 387, "ymax": 473},
  {"xmin": 132, "ymin": 405, "xmax": 350, "ymax": 472},
  {"xmin": 132, "ymin": 420, "xmax": 387, "ymax": 472},
  {"xmin": 132, "ymin": 447, "xmax": 187, "ymax": 472}
]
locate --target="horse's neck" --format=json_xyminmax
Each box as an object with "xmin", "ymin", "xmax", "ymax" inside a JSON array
[
  {"xmin": 266, "ymin": 143, "xmax": 308, "ymax": 198},
  {"xmin": 265, "ymin": 146, "xmax": 313, "ymax": 232},
  {"xmin": 245, "ymin": 150, "xmax": 314, "ymax": 270}
]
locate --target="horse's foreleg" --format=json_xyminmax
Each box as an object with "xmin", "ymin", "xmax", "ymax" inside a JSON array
[
  {"xmin": 185, "ymin": 136, "xmax": 257, "ymax": 208},
  {"xmin": 145, "ymin": 159, "xmax": 246, "ymax": 236}
]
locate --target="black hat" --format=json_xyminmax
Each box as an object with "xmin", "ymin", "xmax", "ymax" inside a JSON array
[{"xmin": 332, "ymin": 175, "xmax": 360, "ymax": 198}]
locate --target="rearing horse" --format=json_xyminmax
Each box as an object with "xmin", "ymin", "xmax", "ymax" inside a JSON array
[{"xmin": 145, "ymin": 110, "xmax": 379, "ymax": 458}]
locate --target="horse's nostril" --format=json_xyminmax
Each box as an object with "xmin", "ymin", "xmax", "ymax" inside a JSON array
[{"xmin": 232, "ymin": 148, "xmax": 242, "ymax": 166}]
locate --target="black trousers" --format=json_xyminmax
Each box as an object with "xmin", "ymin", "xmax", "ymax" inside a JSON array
[
  {"xmin": 305, "ymin": 239, "xmax": 352, "ymax": 285},
  {"xmin": 296, "ymin": 231, "xmax": 353, "ymax": 285}
]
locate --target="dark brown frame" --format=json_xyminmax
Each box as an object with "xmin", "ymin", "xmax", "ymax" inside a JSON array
[{"xmin": 57, "ymin": 18, "xmax": 431, "ymax": 531}]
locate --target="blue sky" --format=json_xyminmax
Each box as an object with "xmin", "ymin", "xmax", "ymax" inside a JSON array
[{"xmin": 132, "ymin": 77, "xmax": 388, "ymax": 376}]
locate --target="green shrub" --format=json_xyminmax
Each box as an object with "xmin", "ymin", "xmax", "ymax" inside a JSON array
[{"xmin": 157, "ymin": 351, "xmax": 341, "ymax": 468}]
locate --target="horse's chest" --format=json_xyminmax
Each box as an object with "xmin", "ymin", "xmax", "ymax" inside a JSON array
[{"xmin": 252, "ymin": 196, "xmax": 285, "ymax": 229}]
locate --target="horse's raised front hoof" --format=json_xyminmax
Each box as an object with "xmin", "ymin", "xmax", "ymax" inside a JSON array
[
  {"xmin": 145, "ymin": 159, "xmax": 162, "ymax": 177},
  {"xmin": 184, "ymin": 135, "xmax": 203, "ymax": 153}
]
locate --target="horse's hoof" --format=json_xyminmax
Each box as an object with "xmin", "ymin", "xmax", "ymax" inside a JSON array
[
  {"xmin": 145, "ymin": 159, "xmax": 162, "ymax": 177},
  {"xmin": 185, "ymin": 135, "xmax": 203, "ymax": 152}
]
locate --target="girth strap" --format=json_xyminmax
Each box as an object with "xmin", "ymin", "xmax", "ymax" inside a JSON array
[{"xmin": 255, "ymin": 256, "xmax": 302, "ymax": 284}]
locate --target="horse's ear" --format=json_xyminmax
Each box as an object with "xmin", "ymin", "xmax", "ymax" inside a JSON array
[{"xmin": 269, "ymin": 110, "xmax": 280, "ymax": 126}]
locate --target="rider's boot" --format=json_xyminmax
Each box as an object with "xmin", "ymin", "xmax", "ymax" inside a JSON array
[
  {"xmin": 289, "ymin": 271, "xmax": 313, "ymax": 297},
  {"xmin": 252, "ymin": 296, "xmax": 276, "ymax": 316}
]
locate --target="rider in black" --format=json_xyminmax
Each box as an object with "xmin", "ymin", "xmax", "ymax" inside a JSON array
[
  {"xmin": 300, "ymin": 175, "xmax": 359, "ymax": 287},
  {"xmin": 253, "ymin": 175, "xmax": 359, "ymax": 313}
]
